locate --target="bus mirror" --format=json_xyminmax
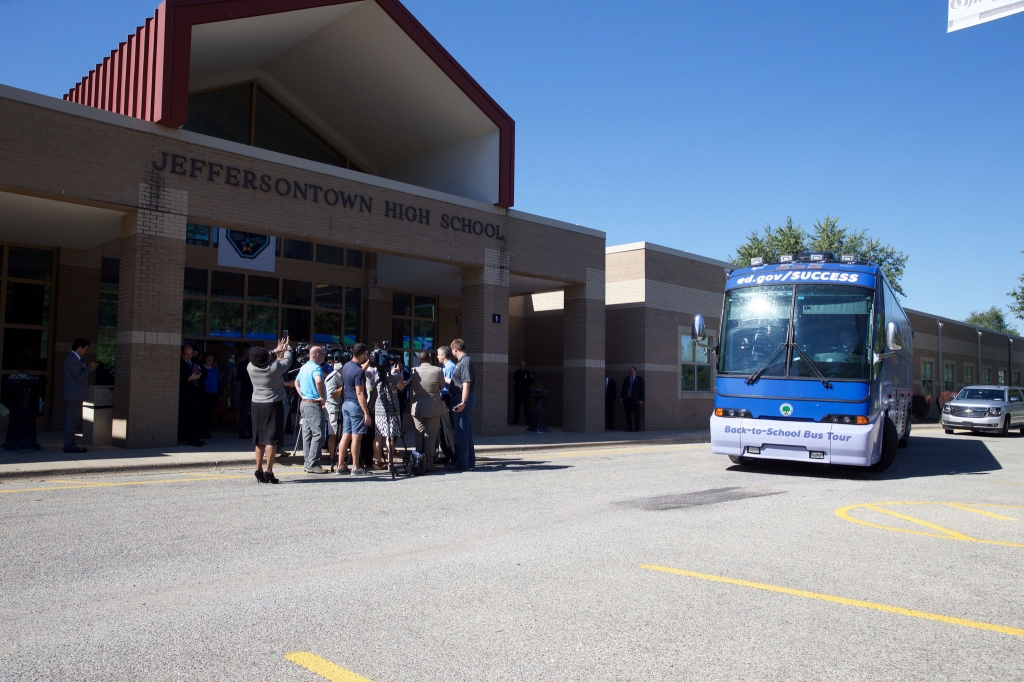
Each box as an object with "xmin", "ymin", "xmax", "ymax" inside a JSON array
[
  {"xmin": 885, "ymin": 321, "xmax": 903, "ymax": 351},
  {"xmin": 692, "ymin": 315, "xmax": 706, "ymax": 342}
]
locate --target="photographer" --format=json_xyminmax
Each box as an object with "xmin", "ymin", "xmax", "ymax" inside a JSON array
[
  {"xmin": 248, "ymin": 336, "xmax": 293, "ymax": 484},
  {"xmin": 372, "ymin": 349, "xmax": 405, "ymax": 471}
]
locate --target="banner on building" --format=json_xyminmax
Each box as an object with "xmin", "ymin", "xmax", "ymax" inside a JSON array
[
  {"xmin": 948, "ymin": 0, "xmax": 1024, "ymax": 32},
  {"xmin": 217, "ymin": 231, "xmax": 276, "ymax": 272}
]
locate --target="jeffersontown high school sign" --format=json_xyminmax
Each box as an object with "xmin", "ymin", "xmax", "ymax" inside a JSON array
[{"xmin": 153, "ymin": 151, "xmax": 506, "ymax": 240}]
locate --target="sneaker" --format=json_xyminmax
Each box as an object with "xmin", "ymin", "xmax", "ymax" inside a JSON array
[
  {"xmin": 304, "ymin": 465, "xmax": 328, "ymax": 474},
  {"xmin": 337, "ymin": 467, "xmax": 351, "ymax": 476},
  {"xmin": 351, "ymin": 468, "xmax": 370, "ymax": 475}
]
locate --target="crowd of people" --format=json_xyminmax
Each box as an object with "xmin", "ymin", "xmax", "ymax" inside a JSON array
[
  {"xmin": 183, "ymin": 337, "xmax": 478, "ymax": 484},
  {"xmin": 174, "ymin": 336, "xmax": 645, "ymax": 485}
]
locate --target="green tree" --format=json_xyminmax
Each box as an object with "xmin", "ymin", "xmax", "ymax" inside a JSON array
[
  {"xmin": 731, "ymin": 215, "xmax": 909, "ymax": 295},
  {"xmin": 1009, "ymin": 251, "xmax": 1024, "ymax": 321},
  {"xmin": 731, "ymin": 217, "xmax": 807, "ymax": 267},
  {"xmin": 965, "ymin": 306, "xmax": 1018, "ymax": 335}
]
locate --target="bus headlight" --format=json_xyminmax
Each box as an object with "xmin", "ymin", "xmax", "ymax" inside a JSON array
[
  {"xmin": 822, "ymin": 414, "xmax": 869, "ymax": 425},
  {"xmin": 715, "ymin": 408, "xmax": 752, "ymax": 418}
]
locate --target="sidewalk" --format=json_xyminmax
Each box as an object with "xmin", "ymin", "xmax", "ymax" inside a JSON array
[{"xmin": 0, "ymin": 427, "xmax": 710, "ymax": 480}]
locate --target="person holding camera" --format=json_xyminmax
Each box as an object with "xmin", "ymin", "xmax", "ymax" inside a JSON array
[
  {"xmin": 247, "ymin": 337, "xmax": 293, "ymax": 484},
  {"xmin": 449, "ymin": 338, "xmax": 476, "ymax": 471},
  {"xmin": 296, "ymin": 345, "xmax": 329, "ymax": 474},
  {"xmin": 373, "ymin": 351, "xmax": 406, "ymax": 471}
]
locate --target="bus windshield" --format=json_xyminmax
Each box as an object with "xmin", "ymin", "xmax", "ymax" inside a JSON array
[{"xmin": 719, "ymin": 284, "xmax": 874, "ymax": 381}]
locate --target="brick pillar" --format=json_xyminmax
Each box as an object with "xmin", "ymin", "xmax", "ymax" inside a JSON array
[
  {"xmin": 363, "ymin": 252, "xmax": 392, "ymax": 347},
  {"xmin": 113, "ymin": 180, "xmax": 187, "ymax": 448},
  {"xmin": 51, "ymin": 247, "xmax": 103, "ymax": 431},
  {"xmin": 460, "ymin": 248, "xmax": 509, "ymax": 437},
  {"xmin": 563, "ymin": 268, "xmax": 606, "ymax": 432}
]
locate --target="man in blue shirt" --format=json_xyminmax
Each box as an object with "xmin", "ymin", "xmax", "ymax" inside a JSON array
[
  {"xmin": 296, "ymin": 346, "xmax": 328, "ymax": 473},
  {"xmin": 438, "ymin": 345, "xmax": 456, "ymax": 409}
]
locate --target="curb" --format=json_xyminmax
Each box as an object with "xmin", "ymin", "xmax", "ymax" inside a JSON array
[{"xmin": 0, "ymin": 435, "xmax": 711, "ymax": 480}]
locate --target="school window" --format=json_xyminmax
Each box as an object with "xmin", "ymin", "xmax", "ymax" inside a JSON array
[
  {"xmin": 182, "ymin": 268, "xmax": 360, "ymax": 344},
  {"xmin": 1015, "ymin": 371, "xmax": 1022, "ymax": 387},
  {"xmin": 391, "ymin": 293, "xmax": 436, "ymax": 365},
  {"xmin": 982, "ymin": 367, "xmax": 991, "ymax": 384},
  {"xmin": 943, "ymin": 363, "xmax": 955, "ymax": 392},
  {"xmin": 0, "ymin": 245, "xmax": 57, "ymax": 420},
  {"xmin": 921, "ymin": 360, "xmax": 933, "ymax": 396},
  {"xmin": 998, "ymin": 369, "xmax": 1006, "ymax": 385},
  {"xmin": 681, "ymin": 333, "xmax": 712, "ymax": 392},
  {"xmin": 964, "ymin": 364, "xmax": 974, "ymax": 386},
  {"xmin": 96, "ymin": 257, "xmax": 119, "ymax": 370}
]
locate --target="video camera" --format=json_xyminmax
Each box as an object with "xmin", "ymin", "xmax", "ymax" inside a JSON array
[
  {"xmin": 368, "ymin": 340, "xmax": 398, "ymax": 374},
  {"xmin": 283, "ymin": 342, "xmax": 354, "ymax": 382}
]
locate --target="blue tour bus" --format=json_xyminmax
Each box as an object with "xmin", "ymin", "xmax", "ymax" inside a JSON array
[{"xmin": 694, "ymin": 252, "xmax": 913, "ymax": 472}]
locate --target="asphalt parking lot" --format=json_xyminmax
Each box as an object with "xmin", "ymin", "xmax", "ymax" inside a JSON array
[{"xmin": 1, "ymin": 427, "xmax": 1021, "ymax": 681}]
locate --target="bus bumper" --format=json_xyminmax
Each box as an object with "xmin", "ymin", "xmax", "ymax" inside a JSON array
[{"xmin": 710, "ymin": 416, "xmax": 883, "ymax": 466}]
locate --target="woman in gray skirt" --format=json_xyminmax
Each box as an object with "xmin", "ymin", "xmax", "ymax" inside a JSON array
[{"xmin": 247, "ymin": 337, "xmax": 292, "ymax": 484}]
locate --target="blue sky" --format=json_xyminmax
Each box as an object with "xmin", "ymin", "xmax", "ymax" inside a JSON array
[{"xmin": 1, "ymin": 0, "xmax": 1022, "ymax": 324}]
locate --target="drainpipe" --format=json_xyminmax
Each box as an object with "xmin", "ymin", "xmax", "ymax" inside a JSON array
[
  {"xmin": 977, "ymin": 329, "xmax": 982, "ymax": 385},
  {"xmin": 1010, "ymin": 338, "xmax": 1014, "ymax": 386}
]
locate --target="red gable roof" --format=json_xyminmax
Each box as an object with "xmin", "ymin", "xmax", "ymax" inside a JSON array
[{"xmin": 65, "ymin": 0, "xmax": 514, "ymax": 208}]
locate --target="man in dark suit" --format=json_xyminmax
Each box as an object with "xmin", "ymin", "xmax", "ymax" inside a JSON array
[
  {"xmin": 179, "ymin": 344, "xmax": 205, "ymax": 446},
  {"xmin": 63, "ymin": 338, "xmax": 98, "ymax": 453},
  {"xmin": 621, "ymin": 366, "xmax": 645, "ymax": 432},
  {"xmin": 512, "ymin": 361, "xmax": 534, "ymax": 425},
  {"xmin": 604, "ymin": 371, "xmax": 616, "ymax": 430}
]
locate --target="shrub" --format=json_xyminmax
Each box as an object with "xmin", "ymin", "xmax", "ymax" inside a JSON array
[
  {"xmin": 911, "ymin": 394, "xmax": 932, "ymax": 420},
  {"xmin": 938, "ymin": 390, "xmax": 957, "ymax": 408}
]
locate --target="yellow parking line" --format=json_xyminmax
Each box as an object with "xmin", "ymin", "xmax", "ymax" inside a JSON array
[
  {"xmin": 641, "ymin": 564, "xmax": 1024, "ymax": 638},
  {"xmin": 862, "ymin": 504, "xmax": 975, "ymax": 540},
  {"xmin": 285, "ymin": 652, "xmax": 373, "ymax": 681},
  {"xmin": 0, "ymin": 474, "xmax": 249, "ymax": 495},
  {"xmin": 943, "ymin": 503, "xmax": 1015, "ymax": 521},
  {"xmin": 835, "ymin": 502, "xmax": 1024, "ymax": 548}
]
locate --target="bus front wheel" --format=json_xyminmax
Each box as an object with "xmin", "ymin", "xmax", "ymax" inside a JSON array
[{"xmin": 869, "ymin": 416, "xmax": 899, "ymax": 473}]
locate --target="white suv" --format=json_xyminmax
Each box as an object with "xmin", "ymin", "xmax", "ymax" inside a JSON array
[{"xmin": 942, "ymin": 386, "xmax": 1024, "ymax": 436}]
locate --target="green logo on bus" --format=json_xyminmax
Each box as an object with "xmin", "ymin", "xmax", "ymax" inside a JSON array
[{"xmin": 780, "ymin": 403, "xmax": 793, "ymax": 417}]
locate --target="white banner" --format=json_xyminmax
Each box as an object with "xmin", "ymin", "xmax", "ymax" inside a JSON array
[
  {"xmin": 948, "ymin": 0, "xmax": 1024, "ymax": 32},
  {"xmin": 217, "ymin": 231, "xmax": 276, "ymax": 272}
]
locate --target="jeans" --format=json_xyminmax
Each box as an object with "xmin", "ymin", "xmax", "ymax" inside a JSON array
[
  {"xmin": 453, "ymin": 392, "xmax": 476, "ymax": 470},
  {"xmin": 300, "ymin": 402, "xmax": 324, "ymax": 470},
  {"xmin": 64, "ymin": 400, "xmax": 82, "ymax": 447},
  {"xmin": 341, "ymin": 401, "xmax": 367, "ymax": 434}
]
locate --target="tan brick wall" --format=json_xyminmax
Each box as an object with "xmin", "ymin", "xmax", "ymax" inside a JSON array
[
  {"xmin": 113, "ymin": 179, "xmax": 187, "ymax": 447},
  {"xmin": 461, "ymin": 253, "xmax": 510, "ymax": 436}
]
